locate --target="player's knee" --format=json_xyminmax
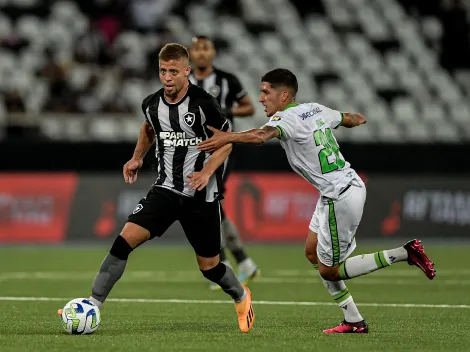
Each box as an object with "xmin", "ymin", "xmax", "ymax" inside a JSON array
[
  {"xmin": 304, "ymin": 246, "xmax": 318, "ymax": 264},
  {"xmin": 120, "ymin": 222, "xmax": 150, "ymax": 249},
  {"xmin": 197, "ymin": 254, "xmax": 220, "ymax": 271},
  {"xmin": 109, "ymin": 235, "xmax": 134, "ymax": 260},
  {"xmin": 200, "ymin": 261, "xmax": 227, "ymax": 282},
  {"xmin": 305, "ymin": 231, "xmax": 318, "ymax": 264},
  {"xmin": 319, "ymin": 265, "xmax": 341, "ymax": 281}
]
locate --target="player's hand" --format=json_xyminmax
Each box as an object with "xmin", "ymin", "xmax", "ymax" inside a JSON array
[
  {"xmin": 123, "ymin": 158, "xmax": 143, "ymax": 184},
  {"xmin": 186, "ymin": 171, "xmax": 211, "ymax": 191},
  {"xmin": 197, "ymin": 126, "xmax": 230, "ymax": 152},
  {"xmin": 355, "ymin": 113, "xmax": 367, "ymax": 125}
]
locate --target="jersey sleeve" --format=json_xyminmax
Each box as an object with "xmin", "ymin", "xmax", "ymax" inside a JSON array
[
  {"xmin": 141, "ymin": 93, "xmax": 155, "ymax": 123},
  {"xmin": 202, "ymin": 97, "xmax": 230, "ymax": 132},
  {"xmin": 228, "ymin": 74, "xmax": 247, "ymax": 101},
  {"xmin": 263, "ymin": 112, "xmax": 297, "ymax": 141},
  {"xmin": 315, "ymin": 103, "xmax": 344, "ymax": 129}
]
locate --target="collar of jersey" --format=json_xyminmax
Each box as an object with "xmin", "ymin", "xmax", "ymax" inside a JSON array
[
  {"xmin": 283, "ymin": 103, "xmax": 298, "ymax": 111},
  {"xmin": 161, "ymin": 83, "xmax": 191, "ymax": 107}
]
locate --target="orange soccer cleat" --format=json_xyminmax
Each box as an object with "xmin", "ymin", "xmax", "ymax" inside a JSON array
[{"xmin": 234, "ymin": 286, "xmax": 255, "ymax": 333}]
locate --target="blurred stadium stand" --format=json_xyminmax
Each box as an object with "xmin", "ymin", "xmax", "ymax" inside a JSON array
[{"xmin": 0, "ymin": 0, "xmax": 469, "ymax": 142}]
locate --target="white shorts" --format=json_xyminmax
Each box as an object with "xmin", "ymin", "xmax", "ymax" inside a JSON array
[{"xmin": 309, "ymin": 179, "xmax": 366, "ymax": 267}]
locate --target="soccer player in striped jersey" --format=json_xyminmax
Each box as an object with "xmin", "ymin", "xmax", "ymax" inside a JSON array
[
  {"xmin": 198, "ymin": 68, "xmax": 436, "ymax": 333},
  {"xmin": 189, "ymin": 35, "xmax": 259, "ymax": 289},
  {"xmin": 58, "ymin": 43, "xmax": 255, "ymax": 334}
]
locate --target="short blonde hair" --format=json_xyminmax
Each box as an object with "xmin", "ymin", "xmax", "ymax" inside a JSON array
[{"xmin": 158, "ymin": 43, "xmax": 189, "ymax": 62}]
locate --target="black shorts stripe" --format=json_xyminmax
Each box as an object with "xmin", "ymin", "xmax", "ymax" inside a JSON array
[{"xmin": 169, "ymin": 105, "xmax": 188, "ymax": 192}]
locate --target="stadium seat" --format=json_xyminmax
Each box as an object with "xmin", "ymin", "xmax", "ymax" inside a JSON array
[
  {"xmin": 0, "ymin": 14, "xmax": 12, "ymax": 37},
  {"xmin": 377, "ymin": 121, "xmax": 403, "ymax": 142},
  {"xmin": 0, "ymin": 0, "xmax": 468, "ymax": 142}
]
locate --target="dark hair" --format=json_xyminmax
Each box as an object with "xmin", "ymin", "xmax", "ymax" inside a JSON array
[
  {"xmin": 159, "ymin": 43, "xmax": 189, "ymax": 61},
  {"xmin": 192, "ymin": 35, "xmax": 211, "ymax": 41},
  {"xmin": 261, "ymin": 68, "xmax": 298, "ymax": 96}
]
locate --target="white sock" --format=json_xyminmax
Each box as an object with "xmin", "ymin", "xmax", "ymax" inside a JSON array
[
  {"xmin": 89, "ymin": 296, "xmax": 103, "ymax": 309},
  {"xmin": 384, "ymin": 247, "xmax": 408, "ymax": 264},
  {"xmin": 238, "ymin": 258, "xmax": 256, "ymax": 273},
  {"xmin": 340, "ymin": 247, "xmax": 408, "ymax": 279},
  {"xmin": 318, "ymin": 273, "xmax": 363, "ymax": 323}
]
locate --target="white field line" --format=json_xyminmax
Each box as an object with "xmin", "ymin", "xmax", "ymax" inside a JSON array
[
  {"xmin": 273, "ymin": 269, "xmax": 470, "ymax": 277},
  {"xmin": 0, "ymin": 270, "xmax": 464, "ymax": 286},
  {"xmin": 1, "ymin": 296, "xmax": 469, "ymax": 309}
]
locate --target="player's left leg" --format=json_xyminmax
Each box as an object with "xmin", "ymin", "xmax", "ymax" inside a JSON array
[
  {"xmin": 220, "ymin": 204, "xmax": 259, "ymax": 285},
  {"xmin": 316, "ymin": 182, "xmax": 435, "ymax": 282},
  {"xmin": 180, "ymin": 198, "xmax": 254, "ymax": 333},
  {"xmin": 208, "ymin": 207, "xmax": 232, "ymax": 291},
  {"xmin": 210, "ymin": 157, "xmax": 259, "ymax": 289},
  {"xmin": 318, "ymin": 239, "xmax": 436, "ymax": 282},
  {"xmin": 315, "ymin": 178, "xmax": 435, "ymax": 283}
]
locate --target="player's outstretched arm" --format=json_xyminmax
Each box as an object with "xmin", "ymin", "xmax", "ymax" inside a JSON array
[
  {"xmin": 187, "ymin": 143, "xmax": 233, "ymax": 191},
  {"xmin": 123, "ymin": 121, "xmax": 155, "ymax": 184},
  {"xmin": 197, "ymin": 126, "xmax": 279, "ymax": 152},
  {"xmin": 340, "ymin": 112, "xmax": 367, "ymax": 128}
]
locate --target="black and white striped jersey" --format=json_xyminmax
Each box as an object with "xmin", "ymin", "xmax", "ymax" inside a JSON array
[
  {"xmin": 189, "ymin": 67, "xmax": 247, "ymax": 127},
  {"xmin": 142, "ymin": 82, "xmax": 229, "ymax": 202}
]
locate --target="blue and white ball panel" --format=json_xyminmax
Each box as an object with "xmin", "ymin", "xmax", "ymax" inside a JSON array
[{"xmin": 61, "ymin": 298, "xmax": 101, "ymax": 335}]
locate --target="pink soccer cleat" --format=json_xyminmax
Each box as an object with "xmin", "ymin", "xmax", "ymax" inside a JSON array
[
  {"xmin": 323, "ymin": 320, "xmax": 369, "ymax": 334},
  {"xmin": 404, "ymin": 239, "xmax": 436, "ymax": 280}
]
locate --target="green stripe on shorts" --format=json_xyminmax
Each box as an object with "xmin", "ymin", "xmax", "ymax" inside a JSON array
[{"xmin": 328, "ymin": 199, "xmax": 340, "ymax": 265}]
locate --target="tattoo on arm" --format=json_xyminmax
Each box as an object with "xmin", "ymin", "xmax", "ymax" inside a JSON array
[
  {"xmin": 340, "ymin": 113, "xmax": 367, "ymax": 128},
  {"xmin": 230, "ymin": 125, "xmax": 280, "ymax": 144}
]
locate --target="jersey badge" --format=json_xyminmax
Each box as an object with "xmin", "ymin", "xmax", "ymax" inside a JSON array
[
  {"xmin": 133, "ymin": 204, "xmax": 143, "ymax": 214},
  {"xmin": 183, "ymin": 112, "xmax": 196, "ymax": 127},
  {"xmin": 271, "ymin": 115, "xmax": 282, "ymax": 121},
  {"xmin": 209, "ymin": 85, "xmax": 220, "ymax": 97}
]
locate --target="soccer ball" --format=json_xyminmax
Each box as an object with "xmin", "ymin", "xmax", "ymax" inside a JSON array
[{"xmin": 60, "ymin": 298, "xmax": 101, "ymax": 335}]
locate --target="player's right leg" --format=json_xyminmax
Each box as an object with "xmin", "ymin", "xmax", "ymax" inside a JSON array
[
  {"xmin": 58, "ymin": 187, "xmax": 178, "ymax": 316},
  {"xmin": 58, "ymin": 223, "xmax": 147, "ymax": 316},
  {"xmin": 88, "ymin": 222, "xmax": 150, "ymax": 309}
]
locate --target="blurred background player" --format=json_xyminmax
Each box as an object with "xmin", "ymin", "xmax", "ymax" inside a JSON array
[{"xmin": 189, "ymin": 35, "xmax": 259, "ymax": 289}]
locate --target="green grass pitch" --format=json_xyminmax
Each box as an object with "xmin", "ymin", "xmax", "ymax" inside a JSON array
[{"xmin": 0, "ymin": 243, "xmax": 469, "ymax": 351}]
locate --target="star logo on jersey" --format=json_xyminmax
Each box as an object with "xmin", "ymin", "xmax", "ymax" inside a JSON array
[
  {"xmin": 271, "ymin": 115, "xmax": 282, "ymax": 121},
  {"xmin": 183, "ymin": 112, "xmax": 196, "ymax": 127},
  {"xmin": 209, "ymin": 85, "xmax": 220, "ymax": 97}
]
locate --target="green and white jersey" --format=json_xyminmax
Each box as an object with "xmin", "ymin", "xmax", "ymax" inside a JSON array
[{"xmin": 264, "ymin": 103, "xmax": 358, "ymax": 199}]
